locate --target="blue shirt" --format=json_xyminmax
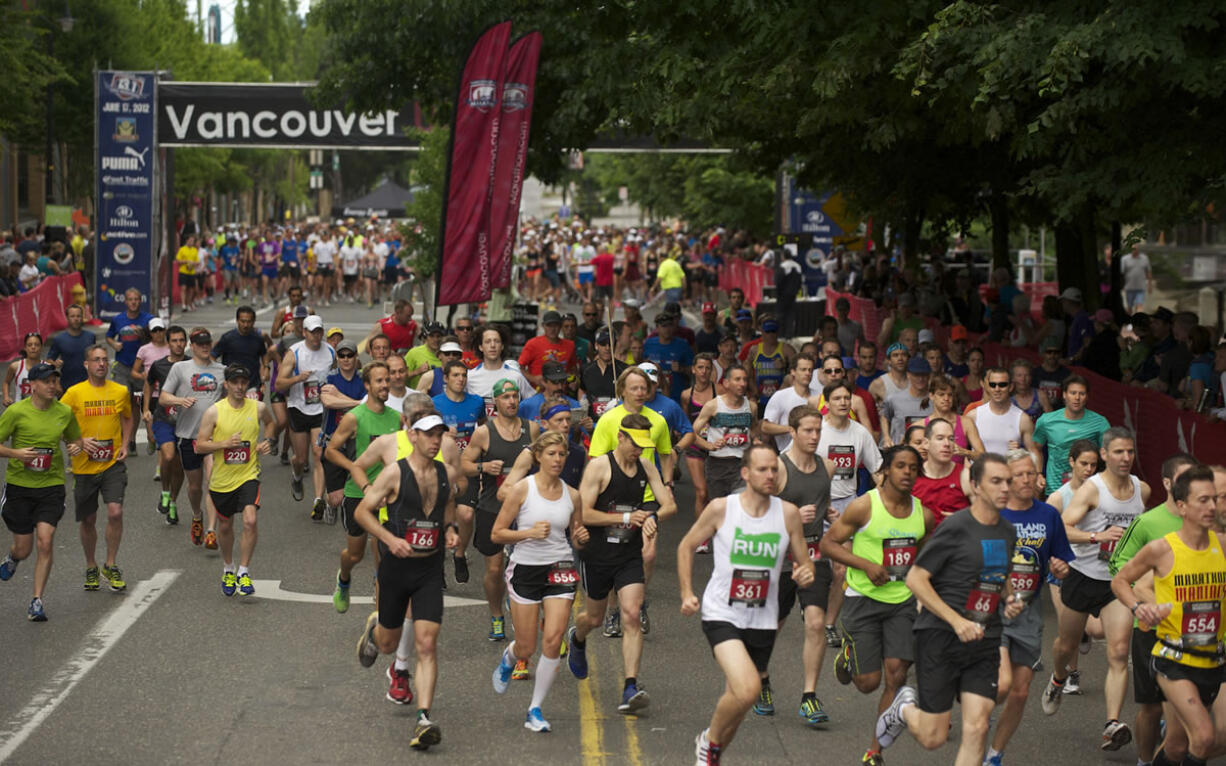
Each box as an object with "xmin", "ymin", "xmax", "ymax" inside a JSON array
[
  {"xmin": 433, "ymin": 391, "xmax": 486, "ymax": 451},
  {"xmin": 1001, "ymin": 501, "xmax": 1075, "ymax": 581},
  {"xmin": 519, "ymin": 392, "xmax": 581, "ymax": 426},
  {"xmin": 323, "ymin": 370, "xmax": 365, "ymax": 437},
  {"xmin": 48, "ymin": 329, "xmax": 97, "ymax": 391},
  {"xmin": 856, "ymin": 369, "xmax": 885, "ymax": 391},
  {"xmin": 645, "ymin": 391, "xmax": 692, "ymax": 437},
  {"xmin": 641, "ymin": 336, "xmax": 694, "ymax": 401},
  {"xmin": 281, "ymin": 239, "xmax": 300, "ymax": 265},
  {"xmin": 220, "ymin": 244, "xmax": 240, "ymax": 270},
  {"xmin": 106, "ymin": 311, "xmax": 154, "ymax": 367}
]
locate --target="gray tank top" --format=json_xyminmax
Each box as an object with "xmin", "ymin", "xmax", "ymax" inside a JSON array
[
  {"xmin": 477, "ymin": 417, "xmax": 530, "ymax": 514},
  {"xmin": 881, "ymin": 372, "xmax": 907, "ymax": 400},
  {"xmin": 778, "ymin": 452, "xmax": 831, "ymax": 569}
]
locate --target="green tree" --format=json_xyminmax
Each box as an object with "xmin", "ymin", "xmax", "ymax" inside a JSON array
[
  {"xmin": 398, "ymin": 127, "xmax": 448, "ymax": 279},
  {"xmin": 0, "ymin": 6, "xmax": 65, "ymax": 144}
]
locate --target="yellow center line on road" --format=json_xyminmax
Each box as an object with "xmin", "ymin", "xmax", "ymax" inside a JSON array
[{"xmin": 575, "ymin": 594, "xmax": 607, "ymax": 765}]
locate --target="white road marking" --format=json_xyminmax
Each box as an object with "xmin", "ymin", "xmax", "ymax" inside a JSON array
[
  {"xmin": 251, "ymin": 580, "xmax": 486, "ymax": 607},
  {"xmin": 0, "ymin": 569, "xmax": 181, "ymax": 761}
]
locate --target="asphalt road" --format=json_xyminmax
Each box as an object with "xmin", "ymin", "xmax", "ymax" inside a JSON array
[{"xmin": 0, "ymin": 296, "xmax": 1145, "ymax": 765}]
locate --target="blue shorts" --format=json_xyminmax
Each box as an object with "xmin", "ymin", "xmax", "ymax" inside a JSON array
[
  {"xmin": 261, "ymin": 265, "xmax": 277, "ymax": 279},
  {"xmin": 152, "ymin": 420, "xmax": 176, "ymax": 446},
  {"xmin": 1125, "ymin": 289, "xmax": 1146, "ymax": 308},
  {"xmin": 177, "ymin": 437, "xmax": 205, "ymax": 472},
  {"xmin": 578, "ymin": 271, "xmax": 594, "ymax": 285}
]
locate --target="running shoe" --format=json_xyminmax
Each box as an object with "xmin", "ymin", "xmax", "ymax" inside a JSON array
[
  {"xmin": 861, "ymin": 749, "xmax": 884, "ymax": 766},
  {"xmin": 567, "ymin": 627, "xmax": 588, "ymax": 679},
  {"xmin": 604, "ymin": 609, "xmax": 622, "ymax": 638},
  {"xmin": 311, "ymin": 497, "xmax": 325, "ymax": 521},
  {"xmin": 1079, "ymin": 631, "xmax": 1092, "ymax": 655},
  {"xmin": 101, "ymin": 564, "xmax": 126, "ymax": 591},
  {"xmin": 146, "ymin": 441, "xmax": 156, "ymax": 455},
  {"xmin": 799, "ymin": 696, "xmax": 830, "ymax": 726},
  {"xmin": 984, "ymin": 752, "xmax": 1003, "ymax": 766},
  {"xmin": 280, "ymin": 449, "xmax": 290, "ymax": 466},
  {"xmin": 322, "ymin": 504, "xmax": 337, "ymax": 525},
  {"xmin": 409, "ymin": 715, "xmax": 441, "ymax": 750},
  {"xmin": 1062, "ymin": 669, "xmax": 1082, "ymax": 695},
  {"xmin": 292, "ymin": 474, "xmax": 305, "ymax": 503},
  {"xmin": 512, "ymin": 658, "xmax": 530, "ymax": 680},
  {"xmin": 1101, "ymin": 720, "xmax": 1132, "ymax": 751},
  {"xmin": 492, "ymin": 646, "xmax": 513, "ymax": 693},
  {"xmin": 825, "ymin": 625, "xmax": 841, "ymax": 648},
  {"xmin": 157, "ymin": 491, "xmax": 170, "ymax": 516},
  {"xmin": 166, "ymin": 501, "xmax": 179, "ymax": 526},
  {"xmin": 222, "ymin": 571, "xmax": 237, "ymax": 597},
  {"xmin": 875, "ymin": 684, "xmax": 916, "ymax": 748},
  {"xmin": 488, "ymin": 615, "xmax": 506, "ymax": 641},
  {"xmin": 752, "ymin": 682, "xmax": 775, "ymax": 716},
  {"xmin": 639, "ymin": 602, "xmax": 651, "ymax": 635},
  {"xmin": 204, "ymin": 530, "xmax": 219, "ymax": 550},
  {"xmin": 695, "ymin": 729, "xmax": 721, "ymax": 765},
  {"xmin": 190, "ymin": 517, "xmax": 204, "ymax": 546},
  {"xmin": 333, "ymin": 570, "xmax": 350, "ymax": 613},
  {"xmin": 83, "ymin": 566, "xmax": 100, "ymax": 591},
  {"xmin": 453, "ymin": 553, "xmax": 470, "ymax": 584},
  {"xmin": 834, "ymin": 641, "xmax": 853, "ymax": 685},
  {"xmin": 269, "ymin": 440, "xmax": 279, "ymax": 457},
  {"xmin": 524, "ymin": 707, "xmax": 551, "ymax": 733},
  {"xmin": 27, "ymin": 597, "xmax": 46, "ymax": 622},
  {"xmin": 153, "ymin": 465, "xmax": 161, "ymax": 481},
  {"xmin": 0, "ymin": 553, "xmax": 17, "ymax": 581},
  {"xmin": 1039, "ymin": 674, "xmax": 1064, "ymax": 715},
  {"xmin": 386, "ymin": 664, "xmax": 413, "ymax": 705},
  {"xmin": 357, "ymin": 611, "xmax": 380, "ymax": 668},
  {"xmin": 619, "ymin": 684, "xmax": 649, "ymax": 714},
  {"xmin": 237, "ymin": 573, "xmax": 254, "ymax": 596}
]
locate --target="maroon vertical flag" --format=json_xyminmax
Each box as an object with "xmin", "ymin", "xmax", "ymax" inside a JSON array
[
  {"xmin": 488, "ymin": 32, "xmax": 542, "ymax": 289},
  {"xmin": 437, "ymin": 20, "xmax": 512, "ymax": 306}
]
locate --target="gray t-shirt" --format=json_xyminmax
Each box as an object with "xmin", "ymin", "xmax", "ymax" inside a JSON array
[
  {"xmin": 1121, "ymin": 252, "xmax": 1150, "ymax": 291},
  {"xmin": 913, "ymin": 508, "xmax": 1017, "ymax": 640},
  {"xmin": 880, "ymin": 388, "xmax": 932, "ymax": 444},
  {"xmin": 162, "ymin": 358, "xmax": 227, "ymax": 439}
]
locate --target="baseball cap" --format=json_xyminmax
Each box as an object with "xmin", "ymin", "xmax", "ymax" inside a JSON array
[
  {"xmin": 637, "ymin": 362, "xmax": 660, "ymax": 383},
  {"xmin": 303, "ymin": 316, "xmax": 324, "ymax": 332},
  {"xmin": 327, "ymin": 327, "xmax": 344, "ymax": 338},
  {"xmin": 336, "ymin": 339, "xmax": 359, "ymax": 355},
  {"xmin": 762, "ymin": 320, "xmax": 779, "ymax": 333},
  {"xmin": 701, "ymin": 302, "xmax": 716, "ymax": 314},
  {"xmin": 1041, "ymin": 335, "xmax": 1062, "ymax": 351},
  {"xmin": 424, "ymin": 321, "xmax": 445, "ymax": 335},
  {"xmin": 492, "ymin": 378, "xmax": 519, "ymax": 397},
  {"xmin": 950, "ymin": 325, "xmax": 968, "ymax": 341},
  {"xmin": 907, "ymin": 356, "xmax": 931, "ymax": 374},
  {"xmin": 1094, "ymin": 308, "xmax": 1114, "ymax": 324},
  {"xmin": 654, "ymin": 312, "xmax": 676, "ymax": 326},
  {"xmin": 542, "ymin": 361, "xmax": 568, "ymax": 382},
  {"xmin": 917, "ymin": 328, "xmax": 934, "ymax": 344},
  {"xmin": 26, "ymin": 362, "xmax": 59, "ymax": 381},
  {"xmin": 1058, "ymin": 287, "xmax": 1083, "ymax": 303},
  {"xmin": 411, "ymin": 414, "xmax": 446, "ymax": 432},
  {"xmin": 190, "ymin": 329, "xmax": 213, "ymax": 345},
  {"xmin": 149, "ymin": 317, "xmax": 166, "ymax": 331},
  {"xmin": 224, "ymin": 363, "xmax": 251, "ymax": 381},
  {"xmin": 1153, "ymin": 306, "xmax": 1174, "ymax": 323},
  {"xmin": 541, "ymin": 310, "xmax": 563, "ymax": 325},
  {"xmin": 439, "ymin": 341, "xmax": 463, "ymax": 354},
  {"xmin": 595, "ymin": 329, "xmax": 611, "ymax": 345},
  {"xmin": 293, "ymin": 305, "xmax": 310, "ymax": 318},
  {"xmin": 623, "ymin": 299, "xmax": 643, "ymax": 311},
  {"xmin": 735, "ymin": 308, "xmax": 753, "ymax": 321}
]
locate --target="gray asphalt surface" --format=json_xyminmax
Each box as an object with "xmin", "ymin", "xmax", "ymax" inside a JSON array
[{"xmin": 0, "ymin": 296, "xmax": 1144, "ymax": 765}]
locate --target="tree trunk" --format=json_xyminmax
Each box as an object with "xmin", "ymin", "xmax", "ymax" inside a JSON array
[
  {"xmin": 990, "ymin": 193, "xmax": 1010, "ymax": 273},
  {"xmin": 902, "ymin": 203, "xmax": 924, "ymax": 269},
  {"xmin": 1105, "ymin": 221, "xmax": 1125, "ymax": 318},
  {"xmin": 1054, "ymin": 207, "xmax": 1101, "ymax": 311}
]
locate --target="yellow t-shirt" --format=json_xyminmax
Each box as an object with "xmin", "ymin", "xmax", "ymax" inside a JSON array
[
  {"xmin": 61, "ymin": 380, "xmax": 131, "ymax": 474},
  {"xmin": 588, "ymin": 403, "xmax": 671, "ymax": 502},
  {"xmin": 657, "ymin": 257, "xmax": 685, "ymax": 290},
  {"xmin": 209, "ymin": 398, "xmax": 261, "ymax": 493},
  {"xmin": 176, "ymin": 245, "xmax": 198, "ymax": 275}
]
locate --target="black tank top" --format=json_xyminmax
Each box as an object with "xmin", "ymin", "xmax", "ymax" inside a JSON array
[
  {"xmin": 385, "ymin": 458, "xmax": 449, "ymax": 555},
  {"xmin": 477, "ymin": 417, "xmax": 530, "ymax": 513},
  {"xmin": 581, "ymin": 454, "xmax": 649, "ymax": 563}
]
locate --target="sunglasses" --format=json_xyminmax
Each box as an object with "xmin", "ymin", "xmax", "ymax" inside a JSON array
[
  {"xmin": 583, "ymin": 313, "xmax": 598, "ymax": 317},
  {"xmin": 986, "ymin": 381, "xmax": 1010, "ymax": 388},
  {"xmin": 337, "ymin": 352, "xmax": 356, "ymax": 359},
  {"xmin": 456, "ymin": 326, "xmax": 473, "ymax": 331}
]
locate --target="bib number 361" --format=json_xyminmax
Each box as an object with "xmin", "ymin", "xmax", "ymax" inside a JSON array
[{"xmin": 729, "ymin": 568, "xmax": 769, "ymax": 607}]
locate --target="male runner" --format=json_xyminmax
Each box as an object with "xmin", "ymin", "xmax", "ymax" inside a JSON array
[
  {"xmin": 761, "ymin": 354, "xmax": 816, "ymax": 452},
  {"xmin": 569, "ymin": 413, "xmax": 675, "ymax": 714},
  {"xmin": 820, "ymin": 445, "xmax": 932, "ymax": 766},
  {"xmin": 679, "ymin": 444, "xmax": 815, "ymax": 766},
  {"xmin": 105, "ymin": 287, "xmax": 153, "ymax": 451},
  {"xmin": 0, "ymin": 363, "xmax": 84, "ymax": 620},
  {"xmin": 432, "ymin": 360, "xmax": 485, "ymax": 583},
  {"xmin": 467, "ymin": 326, "xmax": 533, "ymax": 413},
  {"xmin": 276, "ymin": 315, "xmax": 336, "ymax": 506},
  {"xmin": 194, "ymin": 364, "xmax": 273, "ymax": 596},
  {"xmin": 354, "ymin": 414, "xmax": 459, "ymax": 751},
  {"xmin": 61, "ymin": 345, "xmax": 134, "ymax": 592},
  {"xmin": 317, "ymin": 340, "xmax": 364, "ymax": 523},
  {"xmin": 972, "ymin": 367, "xmax": 1042, "ymax": 470},
  {"xmin": 875, "ymin": 454, "xmax": 1024, "ymax": 766},
  {"xmin": 692, "ymin": 365, "xmax": 755, "ymax": 500},
  {"xmin": 143, "ymin": 325, "xmax": 187, "ymax": 523},
  {"xmin": 1032, "ymin": 375, "xmax": 1110, "ymax": 491},
  {"xmin": 47, "ymin": 304, "xmax": 96, "ymax": 391},
  {"xmin": 212, "ymin": 305, "xmax": 269, "ymax": 385}
]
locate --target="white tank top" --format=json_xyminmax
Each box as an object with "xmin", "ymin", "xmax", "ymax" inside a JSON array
[
  {"xmin": 509, "ymin": 474, "xmax": 575, "ymax": 566},
  {"xmin": 706, "ymin": 395, "xmax": 753, "ymax": 459},
  {"xmin": 701, "ymin": 493, "xmax": 790, "ymax": 630},
  {"xmin": 973, "ymin": 404, "xmax": 1023, "ymax": 456},
  {"xmin": 286, "ymin": 340, "xmax": 335, "ymax": 416},
  {"xmin": 13, "ymin": 359, "xmax": 31, "ymax": 401},
  {"xmin": 1070, "ymin": 473, "xmax": 1144, "ymax": 581}
]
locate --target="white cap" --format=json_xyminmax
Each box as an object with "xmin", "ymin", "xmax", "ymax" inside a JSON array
[
  {"xmin": 637, "ymin": 362, "xmax": 659, "ymax": 382},
  {"xmin": 917, "ymin": 328, "xmax": 935, "ymax": 344},
  {"xmin": 148, "ymin": 317, "xmax": 166, "ymax": 331},
  {"xmin": 304, "ymin": 316, "xmax": 324, "ymax": 332},
  {"xmin": 439, "ymin": 341, "xmax": 462, "ymax": 353},
  {"xmin": 411, "ymin": 414, "xmax": 446, "ymax": 431}
]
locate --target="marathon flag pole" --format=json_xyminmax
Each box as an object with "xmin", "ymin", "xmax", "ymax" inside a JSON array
[
  {"xmin": 488, "ymin": 31, "xmax": 542, "ymax": 290},
  {"xmin": 436, "ymin": 20, "xmax": 512, "ymax": 308}
]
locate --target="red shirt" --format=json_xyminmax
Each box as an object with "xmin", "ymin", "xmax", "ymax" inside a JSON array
[
  {"xmin": 462, "ymin": 348, "xmax": 481, "ymax": 370},
  {"xmin": 592, "ymin": 252, "xmax": 615, "ymax": 286},
  {"xmin": 379, "ymin": 316, "xmax": 418, "ymax": 352},
  {"xmin": 518, "ymin": 336, "xmax": 577, "ymax": 377},
  {"xmin": 854, "ymin": 387, "xmax": 880, "ymax": 433},
  {"xmin": 913, "ymin": 469, "xmax": 968, "ymax": 525}
]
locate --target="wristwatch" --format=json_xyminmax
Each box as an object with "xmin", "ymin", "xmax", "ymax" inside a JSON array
[{"xmin": 1089, "ymin": 532, "xmax": 1097, "ymax": 544}]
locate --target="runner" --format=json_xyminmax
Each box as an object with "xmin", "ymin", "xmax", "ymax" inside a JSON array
[
  {"xmin": 1032, "ymin": 375, "xmax": 1111, "ymax": 492},
  {"xmin": 1111, "ymin": 465, "xmax": 1226, "ymax": 766},
  {"xmin": 131, "ymin": 318, "xmax": 169, "ymax": 451},
  {"xmin": 490, "ymin": 432, "xmax": 584, "ymax": 732},
  {"xmin": 193, "ymin": 364, "xmax": 274, "ymax": 597},
  {"xmin": 432, "ymin": 359, "xmax": 485, "ymax": 583},
  {"xmin": 971, "ymin": 367, "xmax": 1041, "ymax": 471},
  {"xmin": 460, "ymin": 379, "xmax": 539, "ymax": 641},
  {"xmin": 911, "ymin": 419, "xmax": 971, "ymax": 525},
  {"xmin": 678, "ymin": 444, "xmax": 815, "ymax": 766},
  {"xmin": 743, "ymin": 319, "xmax": 794, "ymax": 415},
  {"xmin": 415, "ymin": 340, "xmax": 464, "ymax": 396},
  {"xmin": 1041, "ymin": 426, "xmax": 1152, "ymax": 752},
  {"xmin": 867, "ymin": 342, "xmax": 909, "ymax": 406},
  {"xmin": 820, "ymin": 445, "xmax": 933, "ymax": 766},
  {"xmin": 692, "ymin": 365, "xmax": 755, "ymax": 501},
  {"xmin": 143, "ymin": 325, "xmax": 187, "ymax": 524},
  {"xmin": 354, "ymin": 414, "xmax": 459, "ymax": 751},
  {"xmin": 762, "ymin": 354, "xmax": 816, "ymax": 452},
  {"xmin": 874, "ymin": 454, "xmax": 1024, "ymax": 766},
  {"xmin": 361, "ymin": 300, "xmax": 418, "ymax": 355},
  {"xmin": 880, "ymin": 356, "xmax": 933, "ymax": 446},
  {"xmin": 0, "ymin": 363, "xmax": 84, "ymax": 620},
  {"xmin": 105, "ymin": 287, "xmax": 153, "ymax": 453},
  {"xmin": 158, "ymin": 329, "xmax": 227, "ymax": 548},
  {"xmin": 467, "ymin": 326, "xmax": 533, "ymax": 416},
  {"xmin": 317, "ymin": 340, "xmax": 365, "ymax": 523},
  {"xmin": 568, "ymin": 412, "xmax": 675, "ymax": 713},
  {"xmin": 579, "ymin": 328, "xmax": 628, "ymax": 425},
  {"xmin": 983, "ymin": 449, "xmax": 1075, "ymax": 766},
  {"xmin": 270, "ymin": 285, "xmax": 310, "ymax": 339},
  {"xmin": 680, "ymin": 353, "xmax": 717, "ymax": 528},
  {"xmin": 404, "ymin": 322, "xmax": 445, "ymax": 389},
  {"xmin": 46, "ymin": 304, "xmax": 96, "ymax": 392},
  {"xmin": 61, "ymin": 344, "xmax": 134, "ymax": 592},
  {"xmin": 3, "ymin": 332, "xmax": 44, "ymax": 406},
  {"xmin": 212, "ymin": 306, "xmax": 269, "ymax": 394},
  {"xmin": 923, "ymin": 373, "xmax": 983, "ymax": 464},
  {"xmin": 276, "ymin": 315, "xmax": 336, "ymax": 508}
]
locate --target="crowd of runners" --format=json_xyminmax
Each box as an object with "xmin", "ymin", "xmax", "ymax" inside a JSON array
[{"xmin": 1, "ymin": 219, "xmax": 1225, "ymax": 766}]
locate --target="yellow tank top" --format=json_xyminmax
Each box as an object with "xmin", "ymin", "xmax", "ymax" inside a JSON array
[
  {"xmin": 1153, "ymin": 531, "xmax": 1226, "ymax": 668},
  {"xmin": 209, "ymin": 398, "xmax": 261, "ymax": 493}
]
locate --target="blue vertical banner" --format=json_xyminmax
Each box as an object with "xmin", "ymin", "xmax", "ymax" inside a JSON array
[{"xmin": 95, "ymin": 71, "xmax": 156, "ymax": 317}]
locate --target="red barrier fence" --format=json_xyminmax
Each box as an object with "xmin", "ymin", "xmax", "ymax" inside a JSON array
[
  {"xmin": 0, "ymin": 273, "xmax": 83, "ymax": 361},
  {"xmin": 719, "ymin": 260, "xmax": 773, "ymax": 307}
]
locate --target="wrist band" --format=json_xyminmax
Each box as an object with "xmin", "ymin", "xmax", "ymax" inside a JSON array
[{"xmin": 623, "ymin": 512, "xmax": 631, "ymax": 525}]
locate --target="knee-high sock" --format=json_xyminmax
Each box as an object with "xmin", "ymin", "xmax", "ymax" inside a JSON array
[{"xmin": 530, "ymin": 656, "xmax": 561, "ymax": 710}]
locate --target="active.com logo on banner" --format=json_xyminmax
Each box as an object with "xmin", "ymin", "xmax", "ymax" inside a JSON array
[{"xmin": 95, "ymin": 71, "xmax": 156, "ymax": 317}]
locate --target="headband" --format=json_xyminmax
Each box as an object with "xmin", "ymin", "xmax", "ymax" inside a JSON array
[{"xmin": 542, "ymin": 404, "xmax": 571, "ymax": 422}]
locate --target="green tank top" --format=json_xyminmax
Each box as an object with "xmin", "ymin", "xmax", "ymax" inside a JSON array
[
  {"xmin": 846, "ymin": 489, "xmax": 926, "ymax": 604},
  {"xmin": 344, "ymin": 402, "xmax": 403, "ymax": 498}
]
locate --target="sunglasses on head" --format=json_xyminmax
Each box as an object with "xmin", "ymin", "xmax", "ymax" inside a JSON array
[{"xmin": 987, "ymin": 381, "xmax": 1010, "ymax": 388}]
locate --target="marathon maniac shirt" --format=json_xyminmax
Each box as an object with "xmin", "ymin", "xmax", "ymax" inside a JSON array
[{"xmin": 913, "ymin": 508, "xmax": 1017, "ymax": 640}]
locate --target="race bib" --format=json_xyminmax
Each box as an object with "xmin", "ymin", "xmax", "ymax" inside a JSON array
[
  {"xmin": 223, "ymin": 441, "xmax": 251, "ymax": 465},
  {"xmin": 547, "ymin": 560, "xmax": 579, "ymax": 587},
  {"xmin": 303, "ymin": 381, "xmax": 321, "ymax": 405},
  {"xmin": 828, "ymin": 445, "xmax": 855, "ymax": 479},
  {"xmin": 18, "ymin": 381, "xmax": 31, "ymax": 397},
  {"xmin": 759, "ymin": 381, "xmax": 779, "ymax": 397},
  {"xmin": 88, "ymin": 439, "xmax": 115, "ymax": 462},
  {"xmin": 404, "ymin": 519, "xmax": 440, "ymax": 552},
  {"xmin": 483, "ymin": 397, "xmax": 496, "ymax": 417},
  {"xmin": 1008, "ymin": 554, "xmax": 1041, "ymax": 603},
  {"xmin": 1097, "ymin": 537, "xmax": 1118, "ymax": 562},
  {"xmin": 724, "ymin": 430, "xmax": 750, "ymax": 448},
  {"xmin": 454, "ymin": 432, "xmax": 472, "ymax": 451},
  {"xmin": 593, "ymin": 397, "xmax": 613, "ymax": 417},
  {"xmin": 729, "ymin": 568, "xmax": 769, "ymax": 607},
  {"xmin": 962, "ymin": 578, "xmax": 1003, "ymax": 624},
  {"xmin": 1182, "ymin": 601, "xmax": 1222, "ymax": 647},
  {"xmin": 882, "ymin": 537, "xmax": 917, "ymax": 580},
  {"xmin": 24, "ymin": 447, "xmax": 53, "ymax": 472},
  {"xmin": 805, "ymin": 533, "xmax": 822, "ymax": 562},
  {"xmin": 606, "ymin": 504, "xmax": 639, "ymax": 544}
]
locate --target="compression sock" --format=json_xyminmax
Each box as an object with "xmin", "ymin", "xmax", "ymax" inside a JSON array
[
  {"xmin": 394, "ymin": 621, "xmax": 414, "ymax": 671},
  {"xmin": 530, "ymin": 655, "xmax": 561, "ymax": 710}
]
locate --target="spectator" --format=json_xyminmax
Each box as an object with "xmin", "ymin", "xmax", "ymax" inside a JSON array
[
  {"xmin": 1006, "ymin": 293, "xmax": 1039, "ymax": 347},
  {"xmin": 876, "ymin": 292, "xmax": 924, "ymax": 348},
  {"xmin": 1120, "ymin": 244, "xmax": 1153, "ymax": 314},
  {"xmin": 1134, "ymin": 306, "xmax": 1174, "ymax": 384},
  {"xmin": 1034, "ymin": 294, "xmax": 1065, "ymax": 352},
  {"xmin": 1181, "ymin": 326, "xmax": 1216, "ymax": 411},
  {"xmin": 18, "ymin": 251, "xmax": 40, "ymax": 291},
  {"xmin": 774, "ymin": 248, "xmax": 803, "ymax": 337},
  {"xmin": 0, "ymin": 262, "xmax": 21, "ymax": 297},
  {"xmin": 945, "ymin": 270, "xmax": 986, "ymax": 332},
  {"xmin": 1060, "ymin": 287, "xmax": 1093, "ymax": 358},
  {"xmin": 1079, "ymin": 308, "xmax": 1121, "ymax": 380},
  {"xmin": 1118, "ymin": 313, "xmax": 1150, "ymax": 383},
  {"xmin": 651, "ymin": 250, "xmax": 685, "ymax": 304},
  {"xmin": 834, "ymin": 297, "xmax": 866, "ymax": 356},
  {"xmin": 1033, "ymin": 336, "xmax": 1071, "ymax": 412},
  {"xmin": 1150, "ymin": 311, "xmax": 1196, "ymax": 396}
]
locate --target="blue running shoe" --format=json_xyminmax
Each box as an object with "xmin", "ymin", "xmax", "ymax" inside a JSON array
[
  {"xmin": 221, "ymin": 571, "xmax": 237, "ymax": 597},
  {"xmin": 489, "ymin": 615, "xmax": 506, "ymax": 641},
  {"xmin": 492, "ymin": 646, "xmax": 513, "ymax": 694},
  {"xmin": 752, "ymin": 682, "xmax": 775, "ymax": 716},
  {"xmin": 524, "ymin": 707, "xmax": 551, "ymax": 732},
  {"xmin": 799, "ymin": 696, "xmax": 830, "ymax": 726},
  {"xmin": 0, "ymin": 554, "xmax": 16, "ymax": 581},
  {"xmin": 618, "ymin": 684, "xmax": 649, "ymax": 714},
  {"xmin": 27, "ymin": 597, "xmax": 46, "ymax": 622},
  {"xmin": 567, "ymin": 626, "xmax": 588, "ymax": 679},
  {"xmin": 237, "ymin": 573, "xmax": 255, "ymax": 597},
  {"xmin": 984, "ymin": 752, "xmax": 1003, "ymax": 766}
]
